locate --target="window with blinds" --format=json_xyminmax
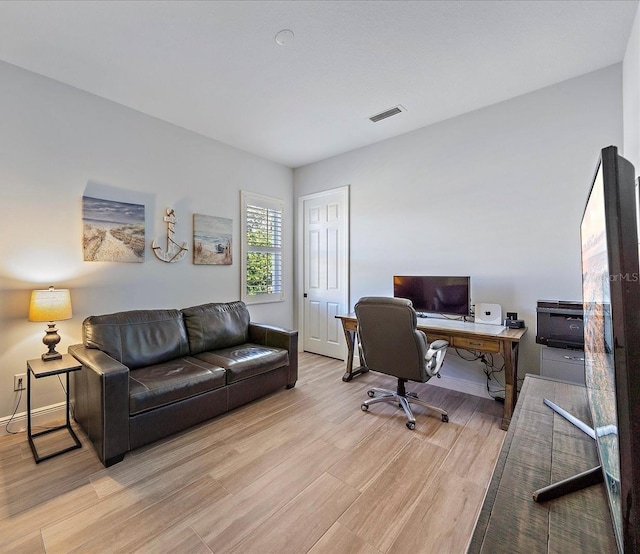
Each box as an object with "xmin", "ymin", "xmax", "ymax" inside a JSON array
[{"xmin": 241, "ymin": 191, "xmax": 285, "ymax": 303}]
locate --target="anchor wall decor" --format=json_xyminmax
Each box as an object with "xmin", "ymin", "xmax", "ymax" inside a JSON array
[{"xmin": 152, "ymin": 208, "xmax": 189, "ymax": 263}]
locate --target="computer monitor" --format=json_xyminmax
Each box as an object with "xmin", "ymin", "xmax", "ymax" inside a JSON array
[{"xmin": 393, "ymin": 275, "xmax": 470, "ymax": 317}]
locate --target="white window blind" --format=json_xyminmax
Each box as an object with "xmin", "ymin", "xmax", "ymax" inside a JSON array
[{"xmin": 241, "ymin": 192, "xmax": 285, "ymax": 303}]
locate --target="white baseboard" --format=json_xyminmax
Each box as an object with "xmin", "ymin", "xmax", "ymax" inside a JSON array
[
  {"xmin": 427, "ymin": 374, "xmax": 491, "ymax": 399},
  {"xmin": 0, "ymin": 402, "xmax": 67, "ymax": 436}
]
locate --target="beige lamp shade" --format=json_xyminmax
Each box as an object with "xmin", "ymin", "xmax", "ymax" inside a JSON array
[{"xmin": 28, "ymin": 287, "xmax": 73, "ymax": 322}]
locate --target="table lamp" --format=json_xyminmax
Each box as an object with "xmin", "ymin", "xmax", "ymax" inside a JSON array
[{"xmin": 28, "ymin": 286, "xmax": 73, "ymax": 361}]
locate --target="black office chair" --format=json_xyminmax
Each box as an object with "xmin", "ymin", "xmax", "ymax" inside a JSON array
[{"xmin": 355, "ymin": 296, "xmax": 449, "ymax": 429}]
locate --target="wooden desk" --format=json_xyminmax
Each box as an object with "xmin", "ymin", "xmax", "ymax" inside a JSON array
[
  {"xmin": 468, "ymin": 375, "xmax": 616, "ymax": 553},
  {"xmin": 335, "ymin": 314, "xmax": 527, "ymax": 430}
]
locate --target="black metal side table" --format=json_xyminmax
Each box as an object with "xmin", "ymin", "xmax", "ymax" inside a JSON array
[{"xmin": 27, "ymin": 354, "xmax": 82, "ymax": 463}]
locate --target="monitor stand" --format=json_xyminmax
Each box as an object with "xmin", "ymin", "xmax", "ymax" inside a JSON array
[{"xmin": 532, "ymin": 398, "xmax": 603, "ymax": 502}]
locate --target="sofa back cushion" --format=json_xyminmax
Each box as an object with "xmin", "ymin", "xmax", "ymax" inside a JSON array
[
  {"xmin": 182, "ymin": 301, "xmax": 250, "ymax": 355},
  {"xmin": 83, "ymin": 309, "xmax": 190, "ymax": 370}
]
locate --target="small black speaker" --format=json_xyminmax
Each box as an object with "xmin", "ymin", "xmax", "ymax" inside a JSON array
[{"xmin": 506, "ymin": 319, "xmax": 525, "ymax": 329}]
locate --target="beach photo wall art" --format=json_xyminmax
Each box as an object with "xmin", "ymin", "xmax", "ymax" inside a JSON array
[
  {"xmin": 82, "ymin": 196, "xmax": 145, "ymax": 262},
  {"xmin": 193, "ymin": 214, "xmax": 232, "ymax": 265}
]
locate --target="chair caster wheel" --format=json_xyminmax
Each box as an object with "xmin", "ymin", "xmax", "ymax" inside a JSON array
[
  {"xmin": 442, "ymin": 414, "xmax": 449, "ymax": 423},
  {"xmin": 367, "ymin": 390, "xmax": 375, "ymax": 398},
  {"xmin": 406, "ymin": 421, "xmax": 416, "ymax": 430},
  {"xmin": 361, "ymin": 404, "xmax": 369, "ymax": 411}
]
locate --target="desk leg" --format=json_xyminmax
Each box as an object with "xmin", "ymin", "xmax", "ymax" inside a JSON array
[
  {"xmin": 341, "ymin": 327, "xmax": 369, "ymax": 382},
  {"xmin": 501, "ymin": 341, "xmax": 520, "ymax": 430}
]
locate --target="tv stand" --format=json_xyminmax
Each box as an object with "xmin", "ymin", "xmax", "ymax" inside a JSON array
[
  {"xmin": 533, "ymin": 465, "xmax": 603, "ymax": 502},
  {"xmin": 530, "ymin": 397, "xmax": 605, "ymax": 501},
  {"xmin": 468, "ymin": 375, "xmax": 616, "ymax": 553}
]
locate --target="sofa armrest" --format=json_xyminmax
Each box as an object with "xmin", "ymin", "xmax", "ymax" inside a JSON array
[
  {"xmin": 68, "ymin": 344, "xmax": 130, "ymax": 467},
  {"xmin": 249, "ymin": 323, "xmax": 298, "ymax": 388}
]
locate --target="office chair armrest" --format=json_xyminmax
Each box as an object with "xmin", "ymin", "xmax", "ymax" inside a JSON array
[
  {"xmin": 426, "ymin": 339, "xmax": 449, "ymax": 377},
  {"xmin": 429, "ymin": 339, "xmax": 449, "ymax": 351}
]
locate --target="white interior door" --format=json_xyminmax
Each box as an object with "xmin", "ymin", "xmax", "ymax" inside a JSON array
[{"xmin": 301, "ymin": 187, "xmax": 349, "ymax": 359}]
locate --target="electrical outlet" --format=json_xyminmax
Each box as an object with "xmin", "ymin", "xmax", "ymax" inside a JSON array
[{"xmin": 14, "ymin": 373, "xmax": 26, "ymax": 391}]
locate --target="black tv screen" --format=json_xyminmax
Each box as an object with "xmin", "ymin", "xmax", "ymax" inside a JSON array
[
  {"xmin": 580, "ymin": 145, "xmax": 640, "ymax": 552},
  {"xmin": 393, "ymin": 275, "xmax": 470, "ymax": 317}
]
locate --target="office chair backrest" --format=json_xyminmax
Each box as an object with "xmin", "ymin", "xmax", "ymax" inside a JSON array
[{"xmin": 355, "ymin": 296, "xmax": 429, "ymax": 382}]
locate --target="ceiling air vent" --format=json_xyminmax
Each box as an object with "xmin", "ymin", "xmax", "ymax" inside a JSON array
[{"xmin": 369, "ymin": 105, "xmax": 406, "ymax": 123}]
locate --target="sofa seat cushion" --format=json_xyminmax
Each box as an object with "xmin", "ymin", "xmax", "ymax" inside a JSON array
[
  {"xmin": 194, "ymin": 344, "xmax": 288, "ymax": 384},
  {"xmin": 129, "ymin": 357, "xmax": 226, "ymax": 415}
]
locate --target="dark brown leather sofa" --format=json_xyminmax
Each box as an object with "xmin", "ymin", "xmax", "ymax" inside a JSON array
[{"xmin": 68, "ymin": 301, "xmax": 297, "ymax": 467}]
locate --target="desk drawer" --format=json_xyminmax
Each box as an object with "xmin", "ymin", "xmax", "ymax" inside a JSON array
[
  {"xmin": 453, "ymin": 336, "xmax": 500, "ymax": 353},
  {"xmin": 425, "ymin": 332, "xmax": 452, "ymax": 343}
]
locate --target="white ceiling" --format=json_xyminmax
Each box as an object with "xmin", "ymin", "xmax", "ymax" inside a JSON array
[{"xmin": 0, "ymin": 1, "xmax": 637, "ymax": 168}]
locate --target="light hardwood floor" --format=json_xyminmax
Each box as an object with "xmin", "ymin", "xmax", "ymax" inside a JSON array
[{"xmin": 0, "ymin": 352, "xmax": 505, "ymax": 553}]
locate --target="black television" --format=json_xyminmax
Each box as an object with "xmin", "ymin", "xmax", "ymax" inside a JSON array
[
  {"xmin": 393, "ymin": 275, "xmax": 470, "ymax": 317},
  {"xmin": 579, "ymin": 146, "xmax": 640, "ymax": 552}
]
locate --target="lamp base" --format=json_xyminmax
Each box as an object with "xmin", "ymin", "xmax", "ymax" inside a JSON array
[
  {"xmin": 41, "ymin": 351, "xmax": 63, "ymax": 362},
  {"xmin": 41, "ymin": 323, "xmax": 62, "ymax": 362}
]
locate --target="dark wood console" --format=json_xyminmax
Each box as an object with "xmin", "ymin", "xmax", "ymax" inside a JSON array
[{"xmin": 468, "ymin": 375, "xmax": 617, "ymax": 553}]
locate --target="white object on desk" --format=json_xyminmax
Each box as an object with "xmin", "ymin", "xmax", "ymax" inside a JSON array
[{"xmin": 475, "ymin": 303, "xmax": 503, "ymax": 325}]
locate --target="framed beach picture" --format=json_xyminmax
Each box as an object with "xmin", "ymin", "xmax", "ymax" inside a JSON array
[
  {"xmin": 193, "ymin": 214, "xmax": 232, "ymax": 265},
  {"xmin": 82, "ymin": 196, "xmax": 145, "ymax": 262}
]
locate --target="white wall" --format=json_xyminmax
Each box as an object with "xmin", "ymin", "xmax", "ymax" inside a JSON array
[
  {"xmin": 0, "ymin": 61, "xmax": 294, "ymax": 421},
  {"xmin": 294, "ymin": 65, "xmax": 623, "ymax": 397},
  {"xmin": 0, "ymin": 48, "xmax": 630, "ymax": 420},
  {"xmin": 624, "ymin": 4, "xmax": 640, "ymax": 170}
]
